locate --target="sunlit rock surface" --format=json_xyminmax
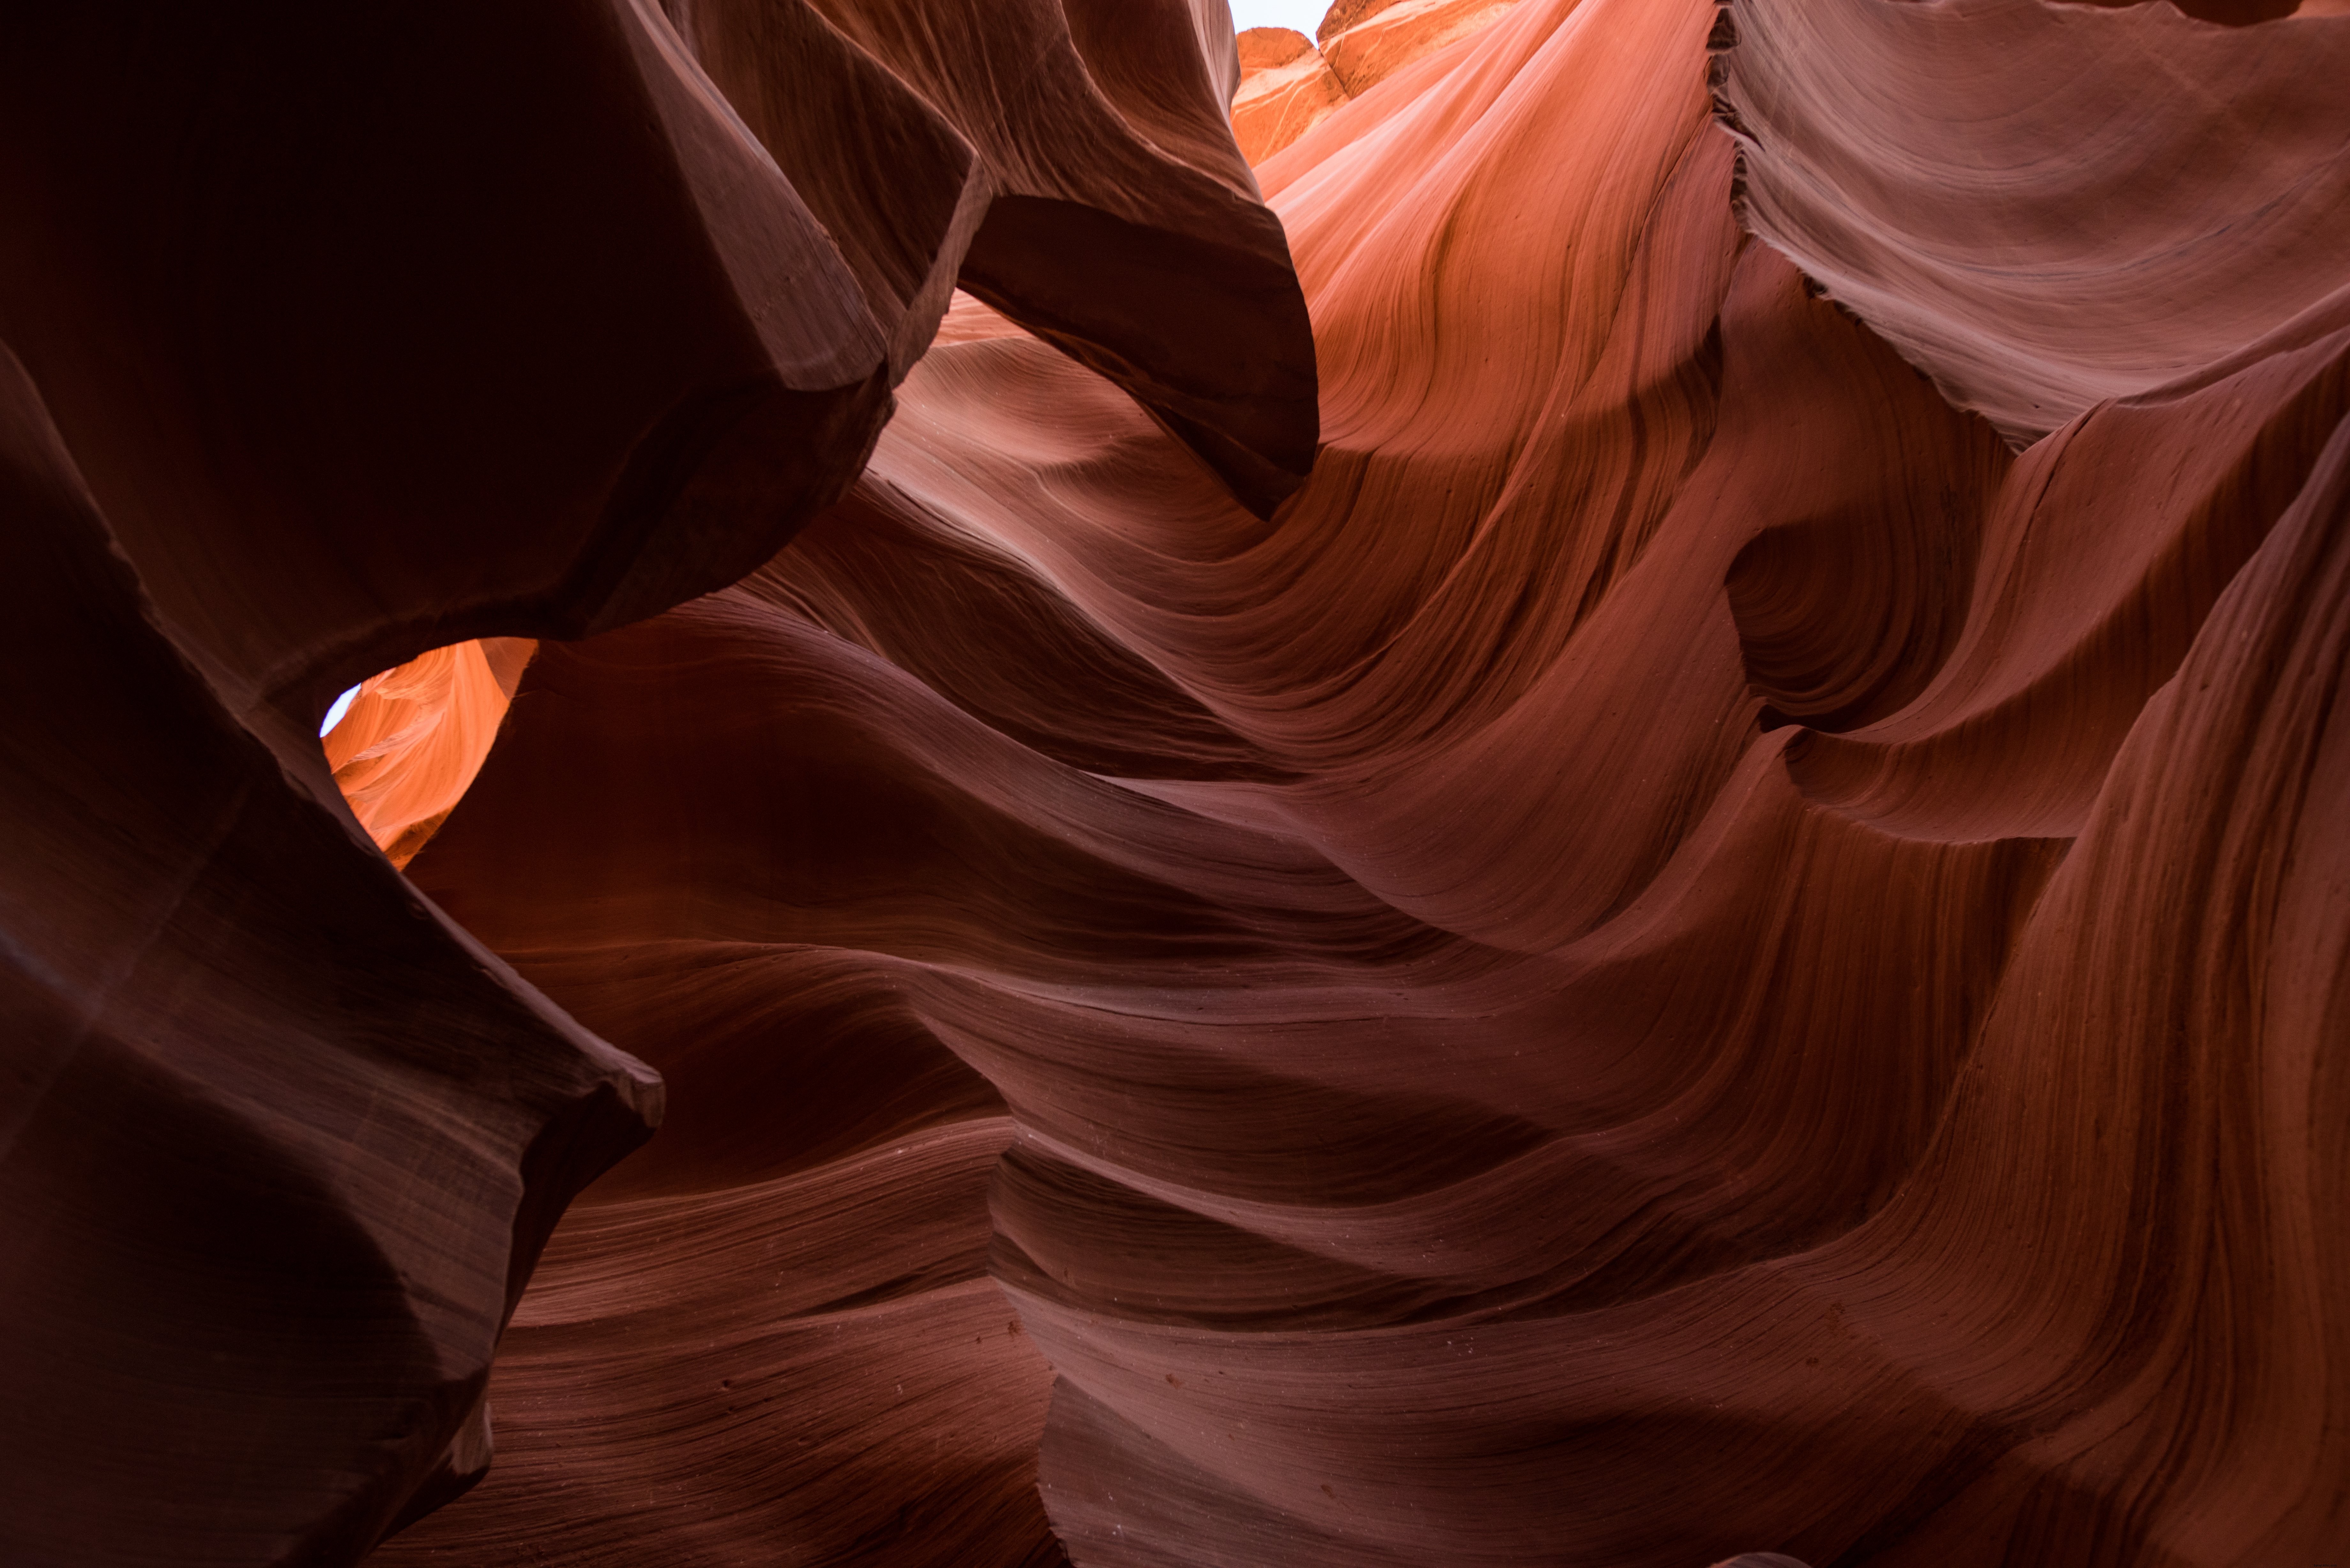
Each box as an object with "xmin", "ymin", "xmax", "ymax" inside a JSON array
[
  {"xmin": 4, "ymin": 0, "xmax": 2347, "ymax": 1565},
  {"xmin": 1231, "ymin": 0, "xmax": 1529, "ymax": 164},
  {"xmin": 1714, "ymin": 0, "xmax": 2350, "ymax": 443},
  {"xmin": 325, "ymin": 640, "xmax": 535, "ymax": 868},
  {"xmin": 1232, "ymin": 27, "xmax": 1349, "ymax": 164},
  {"xmin": 1317, "ymin": 0, "xmax": 1527, "ymax": 92}
]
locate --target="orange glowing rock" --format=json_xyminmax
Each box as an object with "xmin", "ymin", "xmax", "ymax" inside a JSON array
[
  {"xmin": 325, "ymin": 639, "xmax": 536, "ymax": 868},
  {"xmin": 7, "ymin": 0, "xmax": 2350, "ymax": 1563},
  {"xmin": 1232, "ymin": 27, "xmax": 1349, "ymax": 164},
  {"xmin": 1316, "ymin": 0, "xmax": 1528, "ymax": 94}
]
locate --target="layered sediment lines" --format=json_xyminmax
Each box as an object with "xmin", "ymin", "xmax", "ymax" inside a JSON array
[
  {"xmin": 1232, "ymin": 27, "xmax": 1349, "ymax": 165},
  {"xmin": 4, "ymin": 0, "xmax": 2345, "ymax": 1564},
  {"xmin": 1232, "ymin": 0, "xmax": 1528, "ymax": 163},
  {"xmin": 381, "ymin": 0, "xmax": 2350, "ymax": 1564},
  {"xmin": 0, "ymin": 0, "xmax": 1306, "ymax": 1559},
  {"xmin": 1714, "ymin": 0, "xmax": 2350, "ymax": 443}
]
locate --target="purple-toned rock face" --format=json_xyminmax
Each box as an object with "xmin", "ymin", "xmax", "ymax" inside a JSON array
[{"xmin": 5, "ymin": 2, "xmax": 2347, "ymax": 1565}]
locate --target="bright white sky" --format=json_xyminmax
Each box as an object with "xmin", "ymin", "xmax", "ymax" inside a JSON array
[{"xmin": 1228, "ymin": 0, "xmax": 1330, "ymax": 35}]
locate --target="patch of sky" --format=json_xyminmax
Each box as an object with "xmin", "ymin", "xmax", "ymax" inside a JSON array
[
  {"xmin": 319, "ymin": 685, "xmax": 360, "ymax": 738},
  {"xmin": 1228, "ymin": 0, "xmax": 1330, "ymax": 36}
]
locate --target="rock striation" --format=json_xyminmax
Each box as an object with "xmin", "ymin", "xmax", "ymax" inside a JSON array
[
  {"xmin": 378, "ymin": 0, "xmax": 2350, "ymax": 1563},
  {"xmin": 1317, "ymin": 0, "xmax": 1528, "ymax": 92},
  {"xmin": 1713, "ymin": 0, "xmax": 2350, "ymax": 443},
  {"xmin": 1232, "ymin": 27, "xmax": 1350, "ymax": 165},
  {"xmin": 1232, "ymin": 0, "xmax": 1530, "ymax": 164},
  {"xmin": 658, "ymin": 0, "xmax": 1320, "ymax": 516},
  {"xmin": 5, "ymin": 0, "xmax": 2348, "ymax": 1565},
  {"xmin": 0, "ymin": 0, "xmax": 1305, "ymax": 1560}
]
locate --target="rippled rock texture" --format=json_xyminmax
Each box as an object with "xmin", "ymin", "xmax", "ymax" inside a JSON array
[
  {"xmin": 6, "ymin": 0, "xmax": 2348, "ymax": 1564},
  {"xmin": 1232, "ymin": 26, "xmax": 1350, "ymax": 164},
  {"xmin": 1232, "ymin": 0, "xmax": 1530, "ymax": 162},
  {"xmin": 0, "ymin": 0, "xmax": 1300, "ymax": 1559}
]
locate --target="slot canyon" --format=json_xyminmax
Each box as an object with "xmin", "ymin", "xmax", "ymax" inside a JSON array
[{"xmin": 3, "ymin": 0, "xmax": 2347, "ymax": 1564}]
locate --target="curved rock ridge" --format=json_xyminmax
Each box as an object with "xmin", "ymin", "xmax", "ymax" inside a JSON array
[
  {"xmin": 1230, "ymin": 1, "xmax": 1532, "ymax": 166},
  {"xmin": 0, "ymin": 2, "xmax": 1311, "ymax": 1562},
  {"xmin": 360, "ymin": 0, "xmax": 2349, "ymax": 1564},
  {"xmin": 659, "ymin": 0, "xmax": 1321, "ymax": 516},
  {"xmin": 1711, "ymin": 0, "xmax": 2350, "ymax": 444},
  {"xmin": 1317, "ymin": 0, "xmax": 1528, "ymax": 93},
  {"xmin": 0, "ymin": 343, "xmax": 661, "ymax": 1565},
  {"xmin": 0, "ymin": 1, "xmax": 888, "ymax": 730},
  {"xmin": 9, "ymin": 0, "xmax": 2347, "ymax": 1562},
  {"xmin": 0, "ymin": 0, "xmax": 1311, "ymax": 752},
  {"xmin": 1232, "ymin": 27, "xmax": 1350, "ymax": 165}
]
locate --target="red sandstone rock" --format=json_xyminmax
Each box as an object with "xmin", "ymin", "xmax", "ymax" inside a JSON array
[
  {"xmin": 8, "ymin": 0, "xmax": 2350, "ymax": 1564},
  {"xmin": 325, "ymin": 640, "xmax": 535, "ymax": 867},
  {"xmin": 0, "ymin": 1, "xmax": 1306, "ymax": 1559},
  {"xmin": 0, "ymin": 345, "xmax": 659, "ymax": 1563},
  {"xmin": 1228, "ymin": 2, "xmax": 1535, "ymax": 170},
  {"xmin": 0, "ymin": 2, "xmax": 893, "ymax": 732},
  {"xmin": 382, "ymin": 0, "xmax": 2350, "ymax": 1562},
  {"xmin": 1317, "ymin": 0, "xmax": 1527, "ymax": 93},
  {"xmin": 662, "ymin": 0, "xmax": 1320, "ymax": 516},
  {"xmin": 1232, "ymin": 28, "xmax": 1351, "ymax": 165},
  {"xmin": 1712, "ymin": 0, "xmax": 2350, "ymax": 443},
  {"xmin": 377, "ymin": 601, "xmax": 1085, "ymax": 1565}
]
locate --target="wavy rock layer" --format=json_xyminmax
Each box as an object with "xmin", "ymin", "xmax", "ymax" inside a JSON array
[
  {"xmin": 7, "ymin": 0, "xmax": 2345, "ymax": 1561},
  {"xmin": 0, "ymin": 0, "xmax": 1307, "ymax": 1559},
  {"xmin": 0, "ymin": 344, "xmax": 660, "ymax": 1565},
  {"xmin": 1318, "ymin": 0, "xmax": 1526, "ymax": 92},
  {"xmin": 1232, "ymin": 0, "xmax": 1529, "ymax": 164},
  {"xmin": 661, "ymin": 0, "xmax": 1320, "ymax": 516},
  {"xmin": 368, "ymin": 0, "xmax": 2350, "ymax": 1564},
  {"xmin": 0, "ymin": 1, "xmax": 892, "ymax": 728},
  {"xmin": 1713, "ymin": 0, "xmax": 2350, "ymax": 443},
  {"xmin": 1232, "ymin": 28, "xmax": 1349, "ymax": 165}
]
